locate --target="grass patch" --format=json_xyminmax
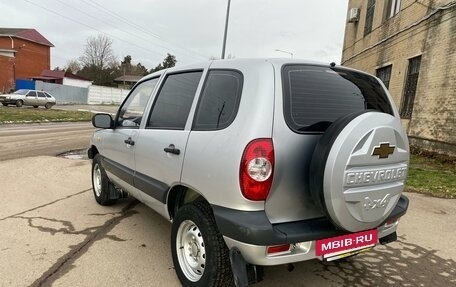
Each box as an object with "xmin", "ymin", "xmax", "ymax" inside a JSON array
[
  {"xmin": 406, "ymin": 154, "xmax": 456, "ymax": 198},
  {"xmin": 0, "ymin": 106, "xmax": 92, "ymax": 124}
]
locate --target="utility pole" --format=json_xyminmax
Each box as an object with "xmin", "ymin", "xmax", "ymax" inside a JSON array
[{"xmin": 221, "ymin": 0, "xmax": 231, "ymax": 59}]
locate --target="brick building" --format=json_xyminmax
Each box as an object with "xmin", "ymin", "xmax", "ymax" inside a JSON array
[
  {"xmin": 342, "ymin": 0, "xmax": 456, "ymax": 156},
  {"xmin": 0, "ymin": 28, "xmax": 54, "ymax": 93}
]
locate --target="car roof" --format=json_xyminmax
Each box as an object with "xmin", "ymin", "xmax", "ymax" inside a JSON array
[{"xmin": 138, "ymin": 58, "xmax": 373, "ymax": 83}]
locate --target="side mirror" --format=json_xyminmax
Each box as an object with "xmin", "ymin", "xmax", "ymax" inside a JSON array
[{"xmin": 92, "ymin": 113, "xmax": 113, "ymax": 128}]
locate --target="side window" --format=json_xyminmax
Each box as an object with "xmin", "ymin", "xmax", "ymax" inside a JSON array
[
  {"xmin": 37, "ymin": 92, "xmax": 46, "ymax": 98},
  {"xmin": 376, "ymin": 65, "xmax": 392, "ymax": 89},
  {"xmin": 193, "ymin": 70, "xmax": 243, "ymax": 131},
  {"xmin": 116, "ymin": 78, "xmax": 159, "ymax": 128},
  {"xmin": 147, "ymin": 71, "xmax": 202, "ymax": 130},
  {"xmin": 384, "ymin": 0, "xmax": 401, "ymax": 21},
  {"xmin": 27, "ymin": 91, "xmax": 37, "ymax": 97}
]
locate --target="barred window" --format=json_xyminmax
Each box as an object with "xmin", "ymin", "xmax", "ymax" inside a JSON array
[
  {"xmin": 400, "ymin": 56, "xmax": 421, "ymax": 119},
  {"xmin": 364, "ymin": 0, "xmax": 376, "ymax": 36},
  {"xmin": 376, "ymin": 65, "xmax": 392, "ymax": 89}
]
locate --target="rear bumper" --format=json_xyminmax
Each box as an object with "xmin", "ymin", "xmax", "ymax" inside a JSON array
[
  {"xmin": 213, "ymin": 195, "xmax": 408, "ymax": 246},
  {"xmin": 213, "ymin": 195, "xmax": 409, "ymax": 265}
]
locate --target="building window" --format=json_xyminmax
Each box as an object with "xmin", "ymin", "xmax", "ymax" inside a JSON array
[
  {"xmin": 376, "ymin": 65, "xmax": 392, "ymax": 89},
  {"xmin": 400, "ymin": 56, "xmax": 421, "ymax": 119},
  {"xmin": 385, "ymin": 0, "xmax": 401, "ymax": 20},
  {"xmin": 364, "ymin": 0, "xmax": 376, "ymax": 36}
]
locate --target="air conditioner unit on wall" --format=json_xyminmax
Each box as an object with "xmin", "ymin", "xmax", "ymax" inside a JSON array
[{"xmin": 348, "ymin": 8, "xmax": 360, "ymax": 22}]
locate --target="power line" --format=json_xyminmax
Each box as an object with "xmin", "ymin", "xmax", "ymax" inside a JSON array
[
  {"xmin": 80, "ymin": 0, "xmax": 208, "ymax": 59},
  {"xmin": 52, "ymin": 0, "xmax": 204, "ymax": 61},
  {"xmin": 83, "ymin": 0, "xmax": 161, "ymax": 39},
  {"xmin": 21, "ymin": 0, "xmax": 193, "ymax": 62}
]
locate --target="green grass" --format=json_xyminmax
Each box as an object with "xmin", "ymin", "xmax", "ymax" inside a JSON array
[
  {"xmin": 406, "ymin": 154, "xmax": 456, "ymax": 198},
  {"xmin": 0, "ymin": 106, "xmax": 92, "ymax": 124}
]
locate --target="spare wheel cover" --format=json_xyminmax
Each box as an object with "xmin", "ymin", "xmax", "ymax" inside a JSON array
[{"xmin": 309, "ymin": 111, "xmax": 409, "ymax": 232}]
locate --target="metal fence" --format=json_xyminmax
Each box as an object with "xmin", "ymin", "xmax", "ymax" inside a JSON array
[{"xmin": 36, "ymin": 81, "xmax": 88, "ymax": 104}]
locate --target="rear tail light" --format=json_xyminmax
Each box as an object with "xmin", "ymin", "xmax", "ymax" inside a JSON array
[{"xmin": 239, "ymin": 138, "xmax": 274, "ymax": 201}]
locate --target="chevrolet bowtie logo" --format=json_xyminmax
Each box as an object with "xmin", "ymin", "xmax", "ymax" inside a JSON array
[{"xmin": 372, "ymin": 143, "xmax": 395, "ymax": 159}]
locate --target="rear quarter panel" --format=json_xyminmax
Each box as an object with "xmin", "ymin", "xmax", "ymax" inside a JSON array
[{"xmin": 181, "ymin": 60, "xmax": 275, "ymax": 211}]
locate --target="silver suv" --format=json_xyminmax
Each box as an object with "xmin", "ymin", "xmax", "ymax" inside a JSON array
[{"xmin": 88, "ymin": 59, "xmax": 409, "ymax": 287}]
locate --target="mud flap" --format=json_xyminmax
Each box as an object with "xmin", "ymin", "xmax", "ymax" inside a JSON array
[
  {"xmin": 379, "ymin": 232, "xmax": 397, "ymax": 245},
  {"xmin": 108, "ymin": 183, "xmax": 128, "ymax": 199},
  {"xmin": 230, "ymin": 247, "xmax": 263, "ymax": 287}
]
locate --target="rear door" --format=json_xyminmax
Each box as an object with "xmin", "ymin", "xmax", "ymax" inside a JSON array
[
  {"xmin": 100, "ymin": 78, "xmax": 159, "ymax": 198},
  {"xmin": 267, "ymin": 63, "xmax": 397, "ymax": 224},
  {"xmin": 25, "ymin": 91, "xmax": 37, "ymax": 105},
  {"xmin": 37, "ymin": 91, "xmax": 47, "ymax": 106},
  {"xmin": 133, "ymin": 70, "xmax": 204, "ymax": 215}
]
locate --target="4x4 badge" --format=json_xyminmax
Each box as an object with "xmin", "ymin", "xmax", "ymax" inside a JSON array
[{"xmin": 372, "ymin": 143, "xmax": 395, "ymax": 159}]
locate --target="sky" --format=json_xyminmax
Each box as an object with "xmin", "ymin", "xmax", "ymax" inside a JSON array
[{"xmin": 1, "ymin": 0, "xmax": 349, "ymax": 70}]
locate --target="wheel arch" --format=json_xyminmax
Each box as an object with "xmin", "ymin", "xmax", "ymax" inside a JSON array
[
  {"xmin": 88, "ymin": 145, "xmax": 99, "ymax": 159},
  {"xmin": 167, "ymin": 185, "xmax": 210, "ymax": 220}
]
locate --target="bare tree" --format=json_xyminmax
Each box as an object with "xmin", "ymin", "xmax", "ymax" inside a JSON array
[
  {"xmin": 80, "ymin": 34, "xmax": 117, "ymax": 70},
  {"xmin": 65, "ymin": 59, "xmax": 81, "ymax": 74}
]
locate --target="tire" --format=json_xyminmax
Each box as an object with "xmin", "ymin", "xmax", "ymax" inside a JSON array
[
  {"xmin": 33, "ymin": 106, "xmax": 39, "ymax": 108},
  {"xmin": 91, "ymin": 154, "xmax": 117, "ymax": 206},
  {"xmin": 2, "ymin": 103, "xmax": 7, "ymax": 106},
  {"xmin": 16, "ymin": 100, "xmax": 23, "ymax": 107},
  {"xmin": 45, "ymin": 102, "xmax": 53, "ymax": 109},
  {"xmin": 171, "ymin": 201, "xmax": 234, "ymax": 287}
]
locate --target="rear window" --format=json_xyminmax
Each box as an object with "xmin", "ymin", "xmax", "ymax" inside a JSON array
[{"xmin": 282, "ymin": 65, "xmax": 393, "ymax": 133}]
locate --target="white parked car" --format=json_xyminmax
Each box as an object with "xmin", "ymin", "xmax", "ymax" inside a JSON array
[{"xmin": 0, "ymin": 89, "xmax": 56, "ymax": 109}]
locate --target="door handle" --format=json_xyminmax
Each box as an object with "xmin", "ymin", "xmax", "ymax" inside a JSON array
[
  {"xmin": 164, "ymin": 144, "xmax": 180, "ymax": 155},
  {"xmin": 124, "ymin": 137, "xmax": 135, "ymax": 146}
]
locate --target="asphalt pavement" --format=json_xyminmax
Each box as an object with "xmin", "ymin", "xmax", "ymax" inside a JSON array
[
  {"xmin": 0, "ymin": 155, "xmax": 455, "ymax": 287},
  {"xmin": 54, "ymin": 104, "xmax": 119, "ymax": 115},
  {"xmin": 0, "ymin": 122, "xmax": 94, "ymax": 161}
]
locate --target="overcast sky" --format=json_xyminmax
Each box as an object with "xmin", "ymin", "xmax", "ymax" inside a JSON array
[{"xmin": 1, "ymin": 0, "xmax": 349, "ymax": 70}]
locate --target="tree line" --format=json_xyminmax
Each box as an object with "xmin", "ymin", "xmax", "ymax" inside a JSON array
[{"xmin": 57, "ymin": 34, "xmax": 177, "ymax": 87}]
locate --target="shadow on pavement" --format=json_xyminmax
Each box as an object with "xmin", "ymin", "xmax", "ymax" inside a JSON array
[{"xmin": 315, "ymin": 236, "xmax": 455, "ymax": 286}]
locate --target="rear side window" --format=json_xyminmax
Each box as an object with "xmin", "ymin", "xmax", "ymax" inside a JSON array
[
  {"xmin": 37, "ymin": 92, "xmax": 46, "ymax": 98},
  {"xmin": 193, "ymin": 70, "xmax": 243, "ymax": 131},
  {"xmin": 282, "ymin": 65, "xmax": 393, "ymax": 133},
  {"xmin": 147, "ymin": 71, "xmax": 202, "ymax": 130}
]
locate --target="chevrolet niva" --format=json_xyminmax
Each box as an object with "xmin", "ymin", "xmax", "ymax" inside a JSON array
[{"xmin": 88, "ymin": 59, "xmax": 409, "ymax": 287}]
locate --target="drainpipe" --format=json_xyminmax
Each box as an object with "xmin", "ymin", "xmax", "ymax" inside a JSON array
[
  {"xmin": 8, "ymin": 35, "xmax": 15, "ymax": 90},
  {"xmin": 8, "ymin": 35, "xmax": 14, "ymax": 49}
]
